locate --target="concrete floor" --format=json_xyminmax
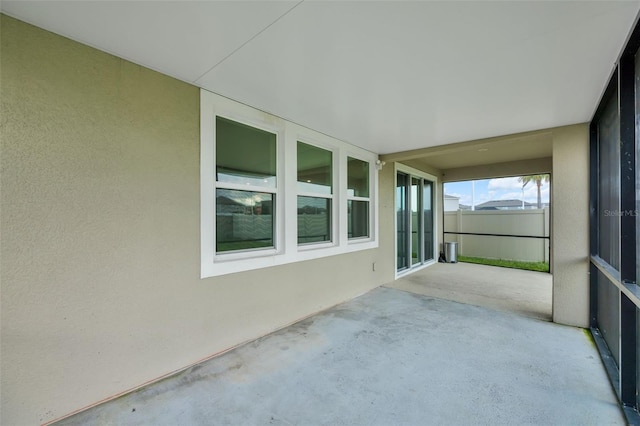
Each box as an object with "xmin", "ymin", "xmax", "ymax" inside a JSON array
[
  {"xmin": 57, "ymin": 285, "xmax": 623, "ymax": 425},
  {"xmin": 389, "ymin": 262, "xmax": 552, "ymax": 321}
]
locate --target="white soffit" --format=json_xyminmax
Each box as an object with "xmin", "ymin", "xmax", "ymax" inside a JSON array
[
  {"xmin": 1, "ymin": 1, "xmax": 300, "ymax": 82},
  {"xmin": 3, "ymin": 1, "xmax": 640, "ymax": 155}
]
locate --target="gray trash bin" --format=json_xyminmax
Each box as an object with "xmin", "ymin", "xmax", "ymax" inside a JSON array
[{"xmin": 444, "ymin": 241, "xmax": 458, "ymax": 263}]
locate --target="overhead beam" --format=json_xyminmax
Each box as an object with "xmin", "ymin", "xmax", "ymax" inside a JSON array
[
  {"xmin": 440, "ymin": 157, "xmax": 552, "ymax": 183},
  {"xmin": 380, "ymin": 129, "xmax": 553, "ymax": 163}
]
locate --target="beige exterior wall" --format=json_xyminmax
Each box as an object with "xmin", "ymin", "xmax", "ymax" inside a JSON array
[
  {"xmin": 551, "ymin": 124, "xmax": 590, "ymax": 327},
  {"xmin": 0, "ymin": 16, "xmax": 393, "ymax": 425},
  {"xmin": 377, "ymin": 163, "xmax": 398, "ymax": 274}
]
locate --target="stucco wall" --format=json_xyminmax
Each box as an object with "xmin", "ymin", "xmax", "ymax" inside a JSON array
[
  {"xmin": 377, "ymin": 162, "xmax": 397, "ymax": 277},
  {"xmin": 0, "ymin": 15, "xmax": 390, "ymax": 425},
  {"xmin": 551, "ymin": 124, "xmax": 590, "ymax": 327}
]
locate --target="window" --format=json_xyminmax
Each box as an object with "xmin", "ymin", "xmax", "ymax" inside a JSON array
[
  {"xmin": 297, "ymin": 141, "xmax": 333, "ymax": 244},
  {"xmin": 201, "ymin": 90, "xmax": 378, "ymax": 277},
  {"xmin": 347, "ymin": 157, "xmax": 370, "ymax": 239},
  {"xmin": 396, "ymin": 165, "xmax": 437, "ymax": 274},
  {"xmin": 216, "ymin": 117, "xmax": 277, "ymax": 253}
]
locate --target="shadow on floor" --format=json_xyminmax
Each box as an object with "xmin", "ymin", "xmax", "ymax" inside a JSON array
[{"xmin": 387, "ymin": 262, "xmax": 552, "ymax": 321}]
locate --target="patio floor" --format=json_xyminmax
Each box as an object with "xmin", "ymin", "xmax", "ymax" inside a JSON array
[
  {"xmin": 57, "ymin": 283, "xmax": 622, "ymax": 425},
  {"xmin": 388, "ymin": 262, "xmax": 553, "ymax": 321}
]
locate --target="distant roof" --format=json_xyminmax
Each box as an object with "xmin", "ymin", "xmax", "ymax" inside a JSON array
[
  {"xmin": 216, "ymin": 195, "xmax": 242, "ymax": 206},
  {"xmin": 444, "ymin": 194, "xmax": 459, "ymax": 200},
  {"xmin": 475, "ymin": 199, "xmax": 535, "ymax": 209}
]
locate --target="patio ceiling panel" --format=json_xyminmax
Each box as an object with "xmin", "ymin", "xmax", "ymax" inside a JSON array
[
  {"xmin": 0, "ymin": 1, "xmax": 299, "ymax": 83},
  {"xmin": 198, "ymin": 1, "xmax": 640, "ymax": 154},
  {"xmin": 2, "ymin": 1, "xmax": 639, "ymax": 155}
]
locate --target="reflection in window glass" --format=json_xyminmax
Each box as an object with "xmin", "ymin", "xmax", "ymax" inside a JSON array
[
  {"xmin": 347, "ymin": 157, "xmax": 369, "ymax": 197},
  {"xmin": 298, "ymin": 196, "xmax": 331, "ymax": 244},
  {"xmin": 411, "ymin": 177, "xmax": 421, "ymax": 265},
  {"xmin": 396, "ymin": 173, "xmax": 409, "ymax": 270},
  {"xmin": 216, "ymin": 189, "xmax": 274, "ymax": 253},
  {"xmin": 297, "ymin": 142, "xmax": 332, "ymax": 194},
  {"xmin": 297, "ymin": 142, "xmax": 332, "ymax": 244},
  {"xmin": 348, "ymin": 200, "xmax": 369, "ymax": 238},
  {"xmin": 423, "ymin": 180, "xmax": 434, "ymax": 261},
  {"xmin": 347, "ymin": 157, "xmax": 370, "ymax": 240},
  {"xmin": 216, "ymin": 116, "xmax": 276, "ymax": 187}
]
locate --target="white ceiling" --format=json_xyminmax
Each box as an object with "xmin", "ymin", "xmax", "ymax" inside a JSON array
[{"xmin": 3, "ymin": 1, "xmax": 640, "ymax": 155}]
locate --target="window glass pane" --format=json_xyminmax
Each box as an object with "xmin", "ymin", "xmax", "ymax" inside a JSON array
[
  {"xmin": 297, "ymin": 142, "xmax": 332, "ymax": 194},
  {"xmin": 397, "ymin": 173, "xmax": 409, "ymax": 270},
  {"xmin": 423, "ymin": 180, "xmax": 434, "ymax": 261},
  {"xmin": 411, "ymin": 177, "xmax": 421, "ymax": 265},
  {"xmin": 348, "ymin": 157, "xmax": 369, "ymax": 197},
  {"xmin": 597, "ymin": 90, "xmax": 620, "ymax": 270},
  {"xmin": 216, "ymin": 116, "xmax": 276, "ymax": 187},
  {"xmin": 348, "ymin": 200, "xmax": 369, "ymax": 238},
  {"xmin": 216, "ymin": 189, "xmax": 274, "ymax": 252},
  {"xmin": 298, "ymin": 196, "xmax": 331, "ymax": 244}
]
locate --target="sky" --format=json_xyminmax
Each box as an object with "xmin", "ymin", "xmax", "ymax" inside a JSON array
[{"xmin": 444, "ymin": 176, "xmax": 550, "ymax": 208}]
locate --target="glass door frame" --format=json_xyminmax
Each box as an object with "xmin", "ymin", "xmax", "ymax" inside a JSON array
[{"xmin": 395, "ymin": 164, "xmax": 438, "ymax": 277}]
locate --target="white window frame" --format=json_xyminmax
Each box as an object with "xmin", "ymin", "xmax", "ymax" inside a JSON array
[
  {"xmin": 346, "ymin": 154, "xmax": 373, "ymax": 242},
  {"xmin": 214, "ymin": 114, "xmax": 282, "ymax": 259},
  {"xmin": 296, "ymin": 138, "xmax": 336, "ymax": 250},
  {"xmin": 394, "ymin": 163, "xmax": 439, "ymax": 278},
  {"xmin": 201, "ymin": 89, "xmax": 378, "ymax": 278}
]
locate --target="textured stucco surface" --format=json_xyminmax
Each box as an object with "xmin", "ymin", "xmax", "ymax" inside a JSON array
[
  {"xmin": 551, "ymin": 124, "xmax": 591, "ymax": 327},
  {"xmin": 0, "ymin": 15, "xmax": 387, "ymax": 425}
]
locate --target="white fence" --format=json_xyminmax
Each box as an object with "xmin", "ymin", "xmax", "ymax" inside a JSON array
[
  {"xmin": 444, "ymin": 208, "xmax": 550, "ymax": 263},
  {"xmin": 217, "ymin": 214, "xmax": 330, "ymax": 242}
]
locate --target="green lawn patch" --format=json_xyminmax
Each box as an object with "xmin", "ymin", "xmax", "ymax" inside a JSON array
[{"xmin": 458, "ymin": 255, "xmax": 549, "ymax": 273}]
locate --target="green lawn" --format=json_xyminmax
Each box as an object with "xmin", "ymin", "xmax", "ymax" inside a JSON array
[{"xmin": 458, "ymin": 255, "xmax": 549, "ymax": 273}]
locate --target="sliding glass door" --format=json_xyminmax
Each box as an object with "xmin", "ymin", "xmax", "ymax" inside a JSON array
[
  {"xmin": 397, "ymin": 170, "xmax": 435, "ymax": 273},
  {"xmin": 396, "ymin": 173, "xmax": 409, "ymax": 270},
  {"xmin": 411, "ymin": 177, "xmax": 422, "ymax": 266}
]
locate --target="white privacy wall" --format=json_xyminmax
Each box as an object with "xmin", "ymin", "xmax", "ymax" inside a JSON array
[{"xmin": 444, "ymin": 209, "xmax": 550, "ymax": 262}]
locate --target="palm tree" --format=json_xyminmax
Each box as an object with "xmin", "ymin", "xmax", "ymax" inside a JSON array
[{"xmin": 519, "ymin": 174, "xmax": 550, "ymax": 209}]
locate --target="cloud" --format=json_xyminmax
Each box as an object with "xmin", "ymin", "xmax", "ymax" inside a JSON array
[
  {"xmin": 488, "ymin": 177, "xmax": 522, "ymax": 191},
  {"xmin": 488, "ymin": 176, "xmax": 550, "ymax": 204},
  {"xmin": 445, "ymin": 176, "xmax": 550, "ymax": 207}
]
